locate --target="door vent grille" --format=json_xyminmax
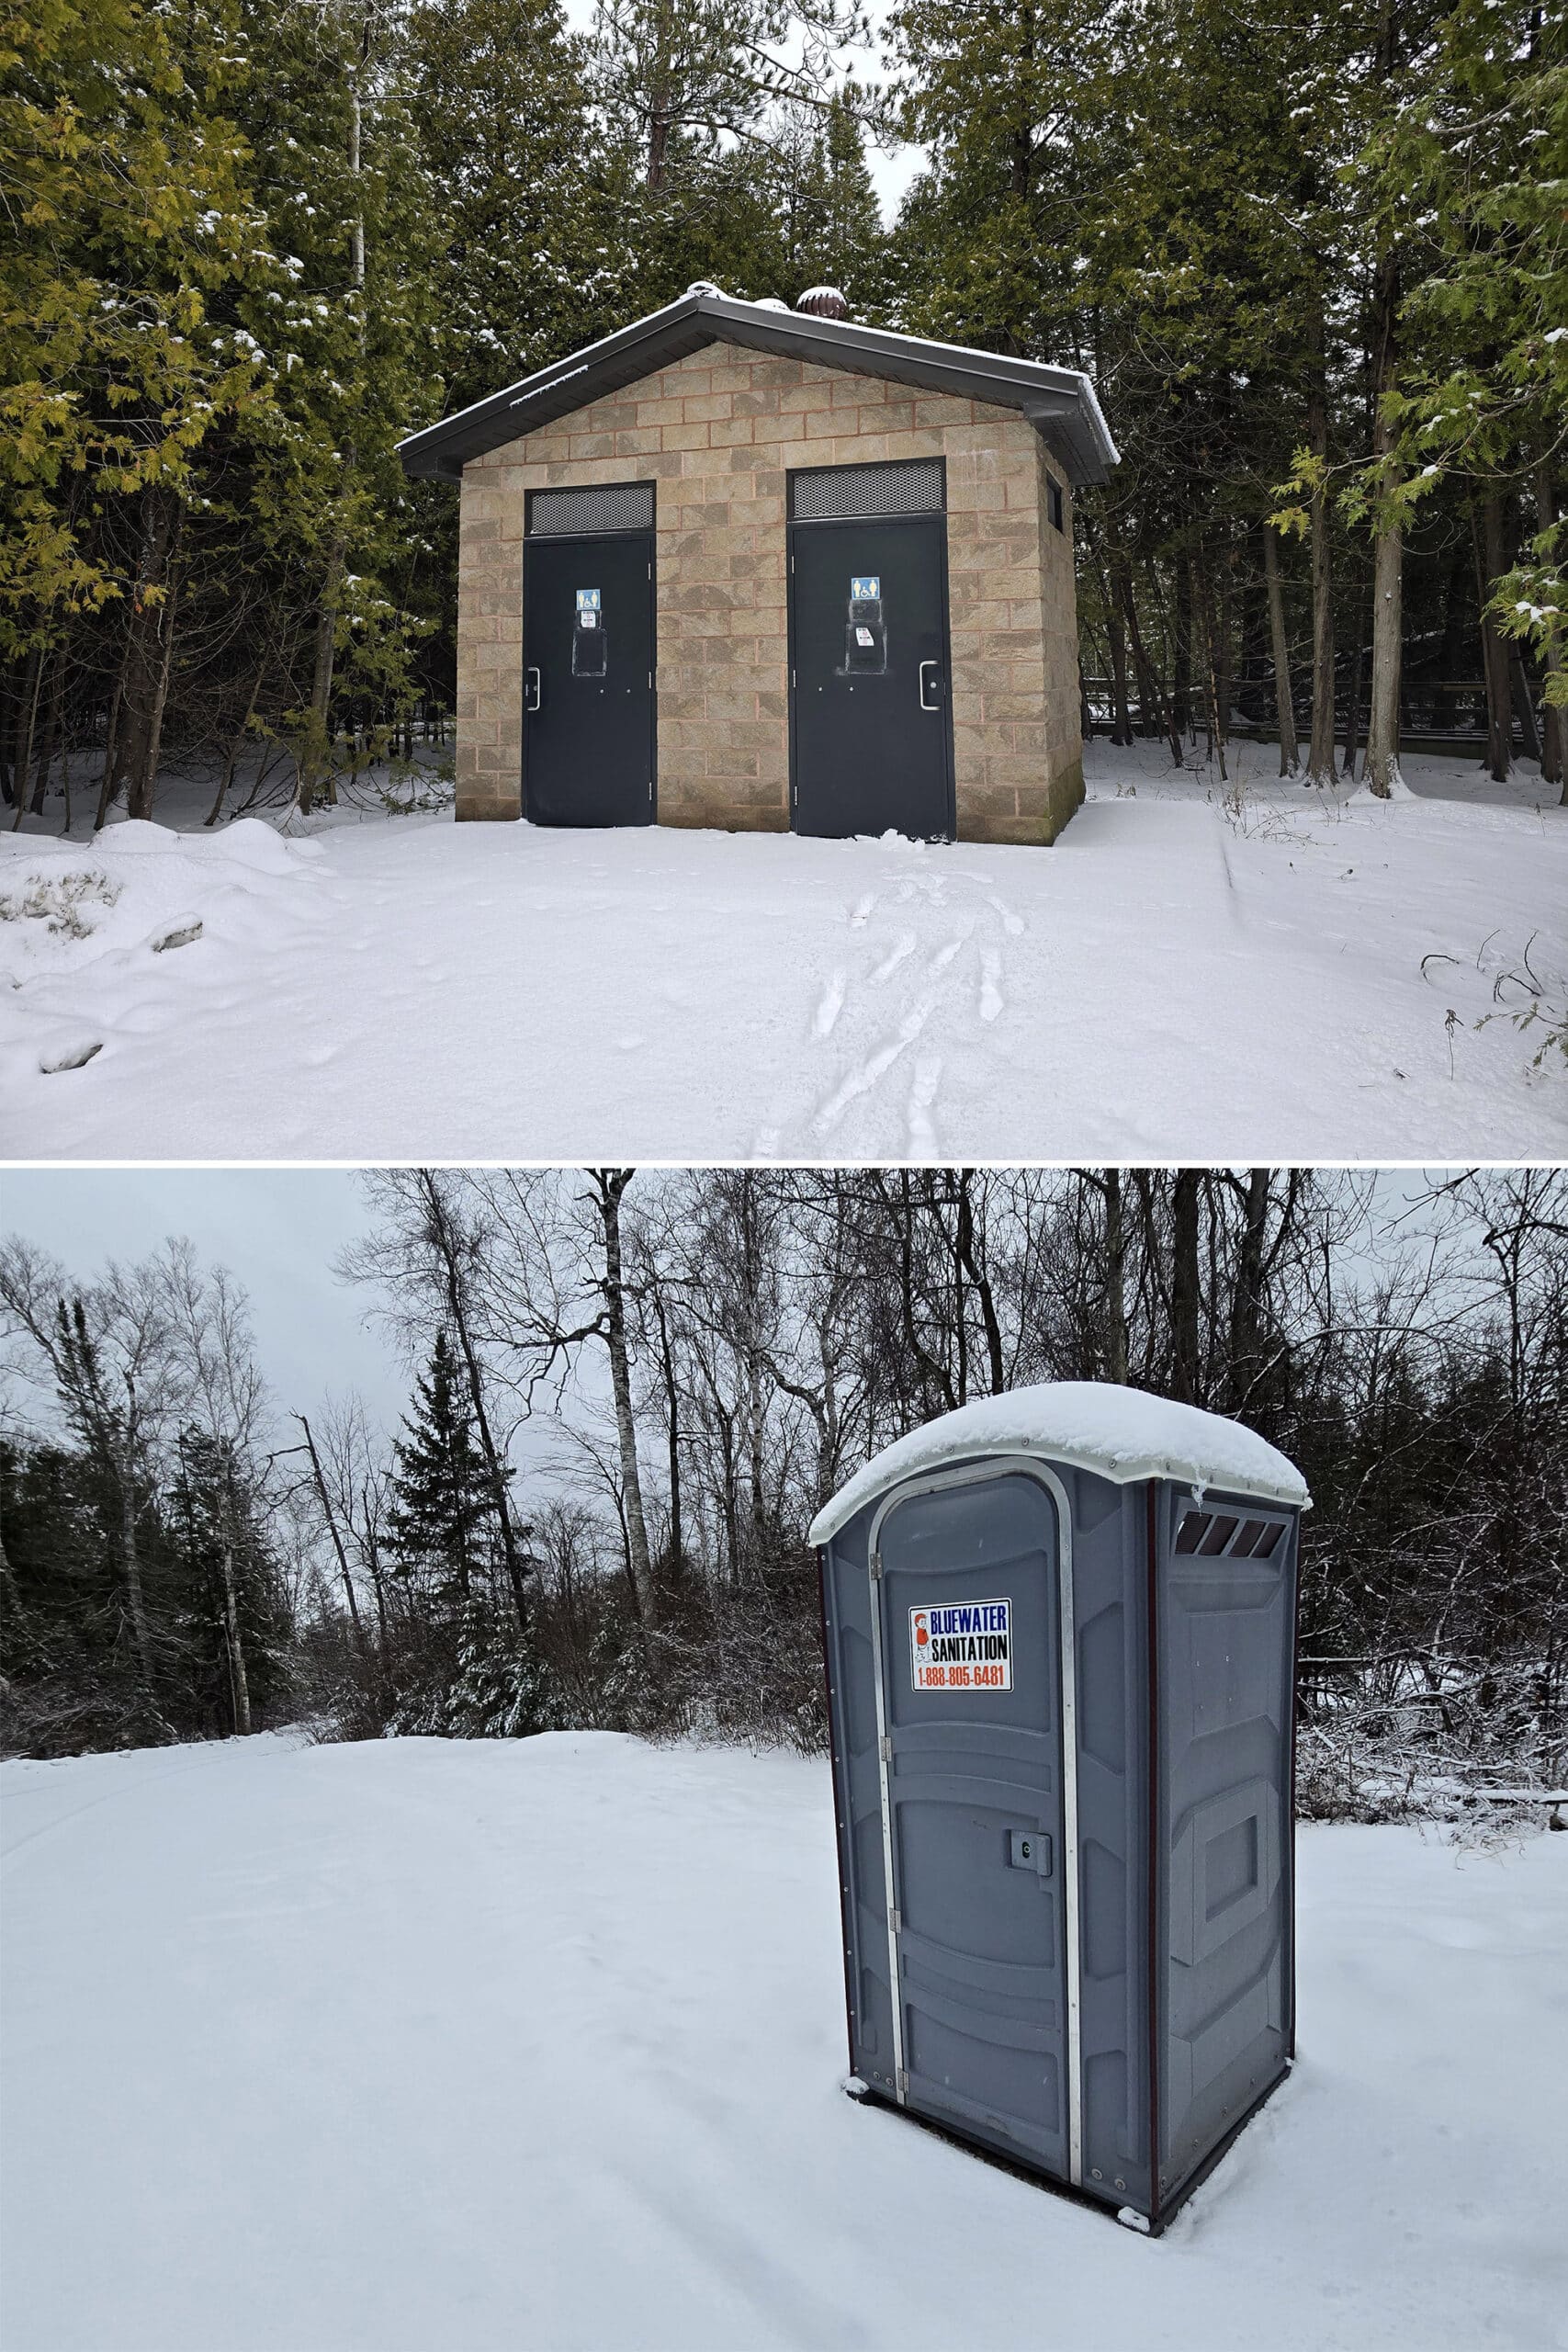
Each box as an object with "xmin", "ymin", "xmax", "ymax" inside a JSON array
[
  {"xmin": 528, "ymin": 481, "xmax": 655, "ymax": 536},
  {"xmin": 790, "ymin": 458, "xmax": 945, "ymax": 521}
]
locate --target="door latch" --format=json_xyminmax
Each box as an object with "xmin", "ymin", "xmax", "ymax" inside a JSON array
[
  {"xmin": 525, "ymin": 666, "xmax": 542, "ymax": 713},
  {"xmin": 1009, "ymin": 1827, "xmax": 1053, "ymax": 1878},
  {"xmin": 919, "ymin": 661, "xmax": 943, "ymax": 712}
]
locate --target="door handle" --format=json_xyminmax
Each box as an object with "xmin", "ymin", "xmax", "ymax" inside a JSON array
[
  {"xmin": 1009, "ymin": 1828, "xmax": 1053, "ymax": 1878},
  {"xmin": 919, "ymin": 661, "xmax": 942, "ymax": 712},
  {"xmin": 525, "ymin": 667, "xmax": 542, "ymax": 713}
]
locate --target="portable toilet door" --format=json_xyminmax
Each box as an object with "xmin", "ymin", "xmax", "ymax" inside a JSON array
[{"xmin": 809, "ymin": 1382, "xmax": 1309, "ymax": 2235}]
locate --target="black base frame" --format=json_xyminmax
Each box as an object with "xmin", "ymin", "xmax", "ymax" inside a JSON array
[{"xmin": 844, "ymin": 2060, "xmax": 1292, "ymax": 2240}]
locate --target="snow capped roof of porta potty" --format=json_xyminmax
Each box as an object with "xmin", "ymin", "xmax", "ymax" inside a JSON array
[{"xmin": 807, "ymin": 1382, "xmax": 1310, "ymax": 1546}]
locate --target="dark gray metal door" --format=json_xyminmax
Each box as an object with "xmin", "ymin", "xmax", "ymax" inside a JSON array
[
  {"xmin": 789, "ymin": 515, "xmax": 953, "ymax": 839},
  {"xmin": 522, "ymin": 533, "xmax": 654, "ymax": 826},
  {"xmin": 872, "ymin": 1469, "xmax": 1069, "ymax": 2174}
]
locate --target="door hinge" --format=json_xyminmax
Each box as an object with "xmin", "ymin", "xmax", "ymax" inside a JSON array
[
  {"xmin": 890, "ymin": 1909, "xmax": 901, "ymax": 1936},
  {"xmin": 869, "ymin": 1550, "xmax": 883, "ymax": 1580},
  {"xmin": 897, "ymin": 2067, "xmax": 908, "ymax": 2098},
  {"xmin": 879, "ymin": 1734, "xmax": 893, "ymax": 1764}
]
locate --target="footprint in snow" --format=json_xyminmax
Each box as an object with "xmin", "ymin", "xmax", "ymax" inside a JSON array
[
  {"xmin": 872, "ymin": 933, "xmax": 916, "ymax": 984},
  {"xmin": 813, "ymin": 970, "xmax": 847, "ymax": 1037},
  {"xmin": 927, "ymin": 937, "xmax": 963, "ymax": 976},
  {"xmin": 908, "ymin": 1055, "xmax": 942, "ymax": 1152},
  {"xmin": 980, "ymin": 952, "xmax": 1004, "ymax": 1023},
  {"xmin": 849, "ymin": 894, "xmax": 875, "ymax": 929},
  {"xmin": 813, "ymin": 1003, "xmax": 931, "ymax": 1135},
  {"xmin": 987, "ymin": 895, "xmax": 1025, "ymax": 937},
  {"xmin": 39, "ymin": 1039, "xmax": 103, "ymax": 1075}
]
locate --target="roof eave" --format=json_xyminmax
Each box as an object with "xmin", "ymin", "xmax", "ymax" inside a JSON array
[{"xmin": 397, "ymin": 291, "xmax": 1118, "ymax": 489}]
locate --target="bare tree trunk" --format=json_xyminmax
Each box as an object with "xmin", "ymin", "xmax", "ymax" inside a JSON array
[
  {"xmin": 593, "ymin": 1171, "xmax": 652, "ymax": 1624},
  {"xmin": 297, "ymin": 1414, "xmax": 368, "ymax": 1652},
  {"xmin": 7, "ymin": 645, "xmax": 43, "ymax": 832},
  {"xmin": 1263, "ymin": 526, "xmax": 1300, "ymax": 774},
  {"xmin": 1170, "ymin": 1171, "xmax": 1201, "ymax": 1405},
  {"xmin": 1103, "ymin": 571, "xmax": 1134, "ymax": 746},
  {"xmin": 953, "ymin": 1173, "xmax": 1006, "ymax": 1394},
  {"xmin": 95, "ymin": 668, "xmax": 124, "ymax": 831},
  {"xmin": 1098, "ymin": 1167, "xmax": 1129, "ymax": 1385},
  {"xmin": 1195, "ymin": 550, "xmax": 1227, "ymax": 780},
  {"xmin": 1306, "ymin": 309, "xmax": 1337, "ymax": 783},
  {"xmin": 28, "ymin": 658, "xmax": 63, "ymax": 816},
  {"xmin": 1534, "ymin": 465, "xmax": 1565, "ymax": 796},
  {"xmin": 1174, "ymin": 554, "xmax": 1193, "ymax": 739},
  {"xmin": 218, "ymin": 1532, "xmax": 253, "ymax": 1735},
  {"xmin": 1115, "ymin": 555, "xmax": 1177, "ymax": 761},
  {"xmin": 1477, "ymin": 495, "xmax": 1514, "ymax": 782},
  {"xmin": 649, "ymin": 1272, "xmax": 684, "ymax": 1587},
  {"xmin": 1364, "ymin": 243, "xmax": 1404, "ymax": 797},
  {"xmin": 116, "ymin": 1426, "xmax": 156, "ymax": 1690},
  {"xmin": 119, "ymin": 489, "xmax": 182, "ymax": 821},
  {"xmin": 1343, "ymin": 590, "xmax": 1366, "ymax": 775}
]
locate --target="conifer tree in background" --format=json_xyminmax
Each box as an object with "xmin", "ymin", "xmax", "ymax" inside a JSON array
[
  {"xmin": 1373, "ymin": 0, "xmax": 1567, "ymax": 798},
  {"xmin": 384, "ymin": 1330, "xmax": 555, "ymax": 1736},
  {"xmin": 388, "ymin": 1330, "xmax": 491, "ymax": 1603},
  {"xmin": 1, "ymin": 0, "xmax": 274, "ymax": 820}
]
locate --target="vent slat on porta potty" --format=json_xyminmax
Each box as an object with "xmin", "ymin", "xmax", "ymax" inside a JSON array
[{"xmin": 810, "ymin": 1383, "xmax": 1309, "ymax": 2234}]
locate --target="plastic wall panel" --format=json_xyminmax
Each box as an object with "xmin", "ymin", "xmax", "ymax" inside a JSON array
[
  {"xmin": 1067, "ymin": 1471, "xmax": 1153, "ymax": 2211},
  {"xmin": 1156, "ymin": 1481, "xmax": 1297, "ymax": 2205},
  {"xmin": 820, "ymin": 1505, "xmax": 897, "ymax": 2093}
]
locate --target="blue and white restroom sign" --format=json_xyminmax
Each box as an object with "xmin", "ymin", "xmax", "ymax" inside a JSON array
[
  {"xmin": 910, "ymin": 1598, "xmax": 1012, "ymax": 1691},
  {"xmin": 851, "ymin": 576, "xmax": 881, "ymax": 601},
  {"xmin": 576, "ymin": 588, "xmax": 601, "ymax": 628}
]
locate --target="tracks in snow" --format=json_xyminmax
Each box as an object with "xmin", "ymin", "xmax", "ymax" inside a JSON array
[{"xmin": 757, "ymin": 865, "xmax": 1026, "ymax": 1157}]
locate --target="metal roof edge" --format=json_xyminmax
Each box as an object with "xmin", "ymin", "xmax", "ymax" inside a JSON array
[{"xmin": 397, "ymin": 290, "xmax": 1118, "ymax": 487}]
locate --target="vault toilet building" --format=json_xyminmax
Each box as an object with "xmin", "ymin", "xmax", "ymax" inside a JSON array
[
  {"xmin": 810, "ymin": 1383, "xmax": 1308, "ymax": 2233},
  {"xmin": 398, "ymin": 284, "xmax": 1116, "ymax": 844}
]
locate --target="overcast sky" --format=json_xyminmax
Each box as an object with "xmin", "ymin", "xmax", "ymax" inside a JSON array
[{"xmin": 1, "ymin": 1168, "xmax": 410, "ymax": 1430}]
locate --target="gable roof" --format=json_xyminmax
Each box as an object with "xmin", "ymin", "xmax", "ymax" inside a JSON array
[{"xmin": 396, "ymin": 287, "xmax": 1119, "ymax": 489}]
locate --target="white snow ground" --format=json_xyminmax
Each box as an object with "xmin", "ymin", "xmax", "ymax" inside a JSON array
[
  {"xmin": 2, "ymin": 1734, "xmax": 1563, "ymax": 2352},
  {"xmin": 1, "ymin": 743, "xmax": 1564, "ymax": 1159}
]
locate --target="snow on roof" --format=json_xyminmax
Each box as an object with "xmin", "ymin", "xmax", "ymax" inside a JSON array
[{"xmin": 807, "ymin": 1382, "xmax": 1309, "ymax": 1545}]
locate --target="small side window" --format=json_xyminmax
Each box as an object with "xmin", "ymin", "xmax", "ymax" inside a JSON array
[
  {"xmin": 1048, "ymin": 478, "xmax": 1066, "ymax": 534},
  {"xmin": 1174, "ymin": 1510, "xmax": 1210, "ymax": 1555}
]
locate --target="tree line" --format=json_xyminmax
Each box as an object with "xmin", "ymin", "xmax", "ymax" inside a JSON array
[
  {"xmin": 3, "ymin": 0, "xmax": 1562, "ymax": 825},
  {"xmin": 3, "ymin": 1169, "xmax": 1563, "ymax": 1820}
]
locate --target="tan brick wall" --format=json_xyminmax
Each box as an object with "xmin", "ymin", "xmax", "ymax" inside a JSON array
[{"xmin": 455, "ymin": 344, "xmax": 1083, "ymax": 842}]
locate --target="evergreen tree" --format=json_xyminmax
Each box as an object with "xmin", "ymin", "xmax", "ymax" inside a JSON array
[{"xmin": 387, "ymin": 1329, "xmax": 494, "ymax": 1600}]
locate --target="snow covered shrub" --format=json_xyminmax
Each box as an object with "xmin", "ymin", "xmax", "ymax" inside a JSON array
[
  {"xmin": 0, "ymin": 870, "xmax": 118, "ymax": 940},
  {"xmin": 1294, "ymin": 1653, "xmax": 1564, "ymax": 1840}
]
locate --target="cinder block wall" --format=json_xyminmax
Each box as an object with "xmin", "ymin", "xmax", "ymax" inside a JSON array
[{"xmin": 456, "ymin": 345, "xmax": 1083, "ymax": 843}]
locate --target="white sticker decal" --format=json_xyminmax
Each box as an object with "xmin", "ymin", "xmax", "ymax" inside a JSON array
[{"xmin": 909, "ymin": 1598, "xmax": 1012, "ymax": 1691}]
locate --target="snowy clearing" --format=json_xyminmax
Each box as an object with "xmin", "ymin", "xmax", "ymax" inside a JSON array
[
  {"xmin": 2, "ymin": 1734, "xmax": 1563, "ymax": 2352},
  {"xmin": 1, "ymin": 743, "xmax": 1564, "ymax": 1160}
]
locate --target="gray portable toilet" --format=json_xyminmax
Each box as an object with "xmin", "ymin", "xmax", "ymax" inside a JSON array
[{"xmin": 810, "ymin": 1381, "xmax": 1309, "ymax": 2233}]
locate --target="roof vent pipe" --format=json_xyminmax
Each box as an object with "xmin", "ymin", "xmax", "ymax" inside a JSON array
[
  {"xmin": 685, "ymin": 279, "xmax": 722, "ymax": 298},
  {"xmin": 752, "ymin": 297, "xmax": 791, "ymax": 312},
  {"xmin": 796, "ymin": 286, "xmax": 850, "ymax": 320}
]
